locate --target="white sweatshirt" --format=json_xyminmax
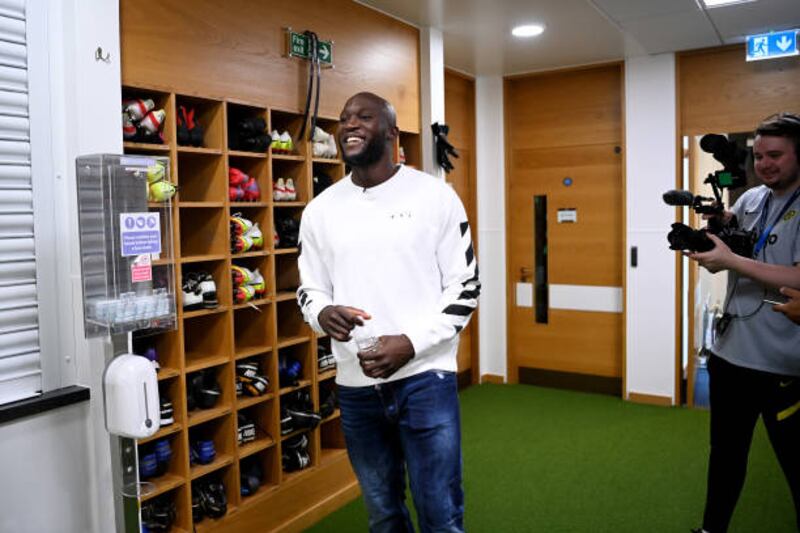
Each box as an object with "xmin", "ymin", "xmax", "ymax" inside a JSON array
[{"xmin": 297, "ymin": 165, "xmax": 480, "ymax": 386}]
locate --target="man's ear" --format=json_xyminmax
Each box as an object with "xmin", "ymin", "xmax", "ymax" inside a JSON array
[{"xmin": 386, "ymin": 125, "xmax": 399, "ymax": 141}]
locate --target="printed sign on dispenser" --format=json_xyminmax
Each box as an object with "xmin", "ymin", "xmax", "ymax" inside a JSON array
[
  {"xmin": 120, "ymin": 212, "xmax": 161, "ymax": 257},
  {"xmin": 130, "ymin": 254, "xmax": 153, "ymax": 283}
]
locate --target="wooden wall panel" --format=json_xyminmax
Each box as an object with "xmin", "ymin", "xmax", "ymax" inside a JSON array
[
  {"xmin": 444, "ymin": 70, "xmax": 478, "ymax": 382},
  {"xmin": 680, "ymin": 45, "xmax": 800, "ymax": 135},
  {"xmin": 121, "ymin": 0, "xmax": 420, "ymax": 132},
  {"xmin": 507, "ymin": 66, "xmax": 622, "ymax": 150},
  {"xmin": 444, "ymin": 70, "xmax": 475, "ymax": 149}
]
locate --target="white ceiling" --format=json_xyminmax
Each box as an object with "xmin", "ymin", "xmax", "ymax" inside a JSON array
[{"xmin": 356, "ymin": 0, "xmax": 800, "ymax": 76}]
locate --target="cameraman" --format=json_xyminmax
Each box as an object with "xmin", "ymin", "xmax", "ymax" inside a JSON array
[{"xmin": 687, "ymin": 113, "xmax": 800, "ymax": 533}]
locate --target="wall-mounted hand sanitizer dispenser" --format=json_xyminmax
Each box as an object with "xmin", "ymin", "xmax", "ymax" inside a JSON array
[{"xmin": 103, "ymin": 354, "xmax": 160, "ymax": 439}]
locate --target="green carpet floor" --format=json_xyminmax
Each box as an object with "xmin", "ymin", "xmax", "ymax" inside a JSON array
[{"xmin": 306, "ymin": 383, "xmax": 796, "ymax": 532}]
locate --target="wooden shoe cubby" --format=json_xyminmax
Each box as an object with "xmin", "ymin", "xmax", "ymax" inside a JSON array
[{"xmin": 123, "ymin": 86, "xmax": 372, "ymax": 531}]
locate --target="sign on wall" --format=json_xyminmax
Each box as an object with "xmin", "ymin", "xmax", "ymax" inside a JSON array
[
  {"xmin": 746, "ymin": 30, "xmax": 798, "ymax": 62},
  {"xmin": 285, "ymin": 30, "xmax": 333, "ymax": 65}
]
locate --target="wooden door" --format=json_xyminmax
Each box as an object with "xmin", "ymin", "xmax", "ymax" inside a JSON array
[
  {"xmin": 506, "ymin": 65, "xmax": 624, "ymax": 393},
  {"xmin": 445, "ymin": 70, "xmax": 479, "ymax": 383}
]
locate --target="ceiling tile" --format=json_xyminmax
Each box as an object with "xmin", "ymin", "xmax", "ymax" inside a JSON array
[
  {"xmin": 591, "ymin": 0, "xmax": 699, "ymax": 22},
  {"xmin": 704, "ymin": 0, "xmax": 800, "ymax": 41}
]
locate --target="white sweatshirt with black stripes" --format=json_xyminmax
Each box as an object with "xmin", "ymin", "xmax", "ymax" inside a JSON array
[{"xmin": 297, "ymin": 165, "xmax": 480, "ymax": 387}]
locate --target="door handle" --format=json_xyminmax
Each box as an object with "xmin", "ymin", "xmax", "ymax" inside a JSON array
[{"xmin": 520, "ymin": 267, "xmax": 533, "ymax": 281}]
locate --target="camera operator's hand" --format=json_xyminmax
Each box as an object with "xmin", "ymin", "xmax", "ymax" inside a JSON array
[
  {"xmin": 357, "ymin": 334, "xmax": 415, "ymax": 379},
  {"xmin": 774, "ymin": 287, "xmax": 800, "ymax": 325},
  {"xmin": 701, "ymin": 209, "xmax": 734, "ymax": 225},
  {"xmin": 318, "ymin": 305, "xmax": 371, "ymax": 341},
  {"xmin": 685, "ymin": 234, "xmax": 737, "ymax": 273}
]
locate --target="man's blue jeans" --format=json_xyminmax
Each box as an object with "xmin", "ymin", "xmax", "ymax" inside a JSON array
[{"xmin": 338, "ymin": 370, "xmax": 464, "ymax": 533}]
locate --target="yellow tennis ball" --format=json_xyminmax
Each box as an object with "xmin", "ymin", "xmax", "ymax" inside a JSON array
[{"xmin": 149, "ymin": 180, "xmax": 177, "ymax": 202}]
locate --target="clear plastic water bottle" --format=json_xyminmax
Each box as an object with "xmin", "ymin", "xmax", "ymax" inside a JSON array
[{"xmin": 353, "ymin": 320, "xmax": 379, "ymax": 353}]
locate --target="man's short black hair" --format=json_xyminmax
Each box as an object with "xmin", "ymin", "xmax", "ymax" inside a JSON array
[
  {"xmin": 756, "ymin": 112, "xmax": 800, "ymax": 157},
  {"xmin": 347, "ymin": 92, "xmax": 397, "ymax": 130}
]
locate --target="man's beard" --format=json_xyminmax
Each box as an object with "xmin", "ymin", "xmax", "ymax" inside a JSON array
[{"xmin": 342, "ymin": 136, "xmax": 386, "ymax": 167}]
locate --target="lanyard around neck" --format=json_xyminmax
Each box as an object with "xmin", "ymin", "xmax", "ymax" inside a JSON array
[{"xmin": 753, "ymin": 186, "xmax": 800, "ymax": 257}]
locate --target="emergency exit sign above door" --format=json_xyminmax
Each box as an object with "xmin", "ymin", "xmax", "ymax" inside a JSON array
[
  {"xmin": 746, "ymin": 29, "xmax": 798, "ymax": 62},
  {"xmin": 285, "ymin": 29, "xmax": 333, "ymax": 65}
]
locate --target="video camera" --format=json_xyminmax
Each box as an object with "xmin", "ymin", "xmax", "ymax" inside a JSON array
[{"xmin": 663, "ymin": 134, "xmax": 757, "ymax": 258}]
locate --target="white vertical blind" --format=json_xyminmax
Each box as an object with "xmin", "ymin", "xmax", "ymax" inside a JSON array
[{"xmin": 0, "ymin": 0, "xmax": 40, "ymax": 404}]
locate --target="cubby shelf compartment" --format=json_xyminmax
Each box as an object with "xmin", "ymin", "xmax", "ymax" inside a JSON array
[
  {"xmin": 139, "ymin": 423, "xmax": 183, "ymax": 445},
  {"xmin": 230, "ymin": 201, "xmax": 269, "ymax": 208},
  {"xmin": 189, "ymin": 454, "xmax": 234, "ymax": 480},
  {"xmin": 181, "ymin": 254, "xmax": 226, "ymax": 264},
  {"xmin": 273, "ymin": 247, "xmax": 298, "ymax": 255},
  {"xmin": 234, "ymin": 304, "xmax": 274, "ymax": 356},
  {"xmin": 229, "ymin": 150, "xmax": 267, "ymax": 159},
  {"xmin": 274, "ymin": 292, "xmax": 296, "ymax": 303},
  {"xmin": 236, "ymin": 393, "xmax": 274, "ymax": 411},
  {"xmin": 321, "ymin": 409, "xmax": 341, "ymax": 424},
  {"xmin": 177, "ymin": 151, "xmax": 226, "ymax": 203},
  {"xmin": 233, "ymin": 250, "xmax": 270, "ymax": 259},
  {"xmin": 271, "ymin": 154, "xmax": 305, "ymax": 162},
  {"xmin": 239, "ymin": 448, "xmax": 280, "ymax": 502},
  {"xmin": 276, "ymin": 336, "xmax": 310, "ymax": 349},
  {"xmin": 157, "ymin": 367, "xmax": 181, "ymax": 381},
  {"xmin": 188, "ymin": 406, "xmax": 232, "ymax": 427},
  {"xmin": 183, "ymin": 306, "xmax": 229, "ymax": 319},
  {"xmin": 238, "ymin": 437, "xmax": 276, "ymax": 459},
  {"xmin": 233, "ymin": 298, "xmax": 272, "ymax": 311},
  {"xmin": 175, "ymin": 94, "xmax": 225, "ymax": 151},
  {"xmin": 178, "ymin": 201, "xmax": 225, "ymax": 208},
  {"xmin": 184, "ymin": 313, "xmax": 231, "ymax": 365},
  {"xmin": 177, "ymin": 147, "xmax": 222, "ymax": 155},
  {"xmin": 141, "ymin": 474, "xmax": 186, "ymax": 502},
  {"xmin": 124, "ymin": 141, "xmax": 170, "ymax": 152},
  {"xmin": 234, "ymin": 346, "xmax": 272, "ymax": 360},
  {"xmin": 278, "ymin": 380, "xmax": 312, "ymax": 396},
  {"xmin": 318, "ymin": 369, "xmax": 336, "ymax": 382},
  {"xmin": 185, "ymin": 355, "xmax": 229, "ymax": 374},
  {"xmin": 179, "ymin": 207, "xmax": 228, "ymax": 257}
]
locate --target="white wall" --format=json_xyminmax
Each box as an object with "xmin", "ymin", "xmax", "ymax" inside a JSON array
[
  {"xmin": 624, "ymin": 53, "xmax": 678, "ymax": 402},
  {"xmin": 475, "ymin": 76, "xmax": 507, "ymax": 379},
  {"xmin": 0, "ymin": 1, "xmax": 121, "ymax": 532},
  {"xmin": 0, "ymin": 403, "xmax": 95, "ymax": 532},
  {"xmin": 56, "ymin": 0, "xmax": 122, "ymax": 529},
  {"xmin": 420, "ymin": 27, "xmax": 445, "ymax": 177}
]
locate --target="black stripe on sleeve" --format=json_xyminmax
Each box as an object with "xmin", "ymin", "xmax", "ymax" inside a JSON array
[
  {"xmin": 458, "ymin": 289, "xmax": 480, "ymax": 300},
  {"xmin": 462, "ymin": 272, "xmax": 480, "ymax": 287},
  {"xmin": 460, "ymin": 221, "xmax": 469, "ymax": 237},
  {"xmin": 454, "ymin": 325, "xmax": 463, "ymax": 333},
  {"xmin": 443, "ymin": 304, "xmax": 475, "ymax": 317},
  {"xmin": 465, "ymin": 242, "xmax": 474, "ymax": 266}
]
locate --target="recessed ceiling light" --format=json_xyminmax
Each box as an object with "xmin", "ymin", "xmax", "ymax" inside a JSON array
[
  {"xmin": 699, "ymin": 0, "xmax": 757, "ymax": 8},
  {"xmin": 512, "ymin": 24, "xmax": 545, "ymax": 38}
]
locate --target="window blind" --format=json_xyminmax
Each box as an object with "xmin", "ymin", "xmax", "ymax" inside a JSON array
[{"xmin": 0, "ymin": 0, "xmax": 41, "ymax": 404}]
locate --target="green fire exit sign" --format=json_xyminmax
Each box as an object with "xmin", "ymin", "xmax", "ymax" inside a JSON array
[{"xmin": 286, "ymin": 30, "xmax": 333, "ymax": 65}]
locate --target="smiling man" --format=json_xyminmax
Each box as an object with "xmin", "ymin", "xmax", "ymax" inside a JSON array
[
  {"xmin": 687, "ymin": 113, "xmax": 800, "ymax": 533},
  {"xmin": 296, "ymin": 92, "xmax": 479, "ymax": 532}
]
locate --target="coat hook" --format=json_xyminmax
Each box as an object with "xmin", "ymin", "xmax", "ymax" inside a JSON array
[{"xmin": 95, "ymin": 46, "xmax": 111, "ymax": 63}]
